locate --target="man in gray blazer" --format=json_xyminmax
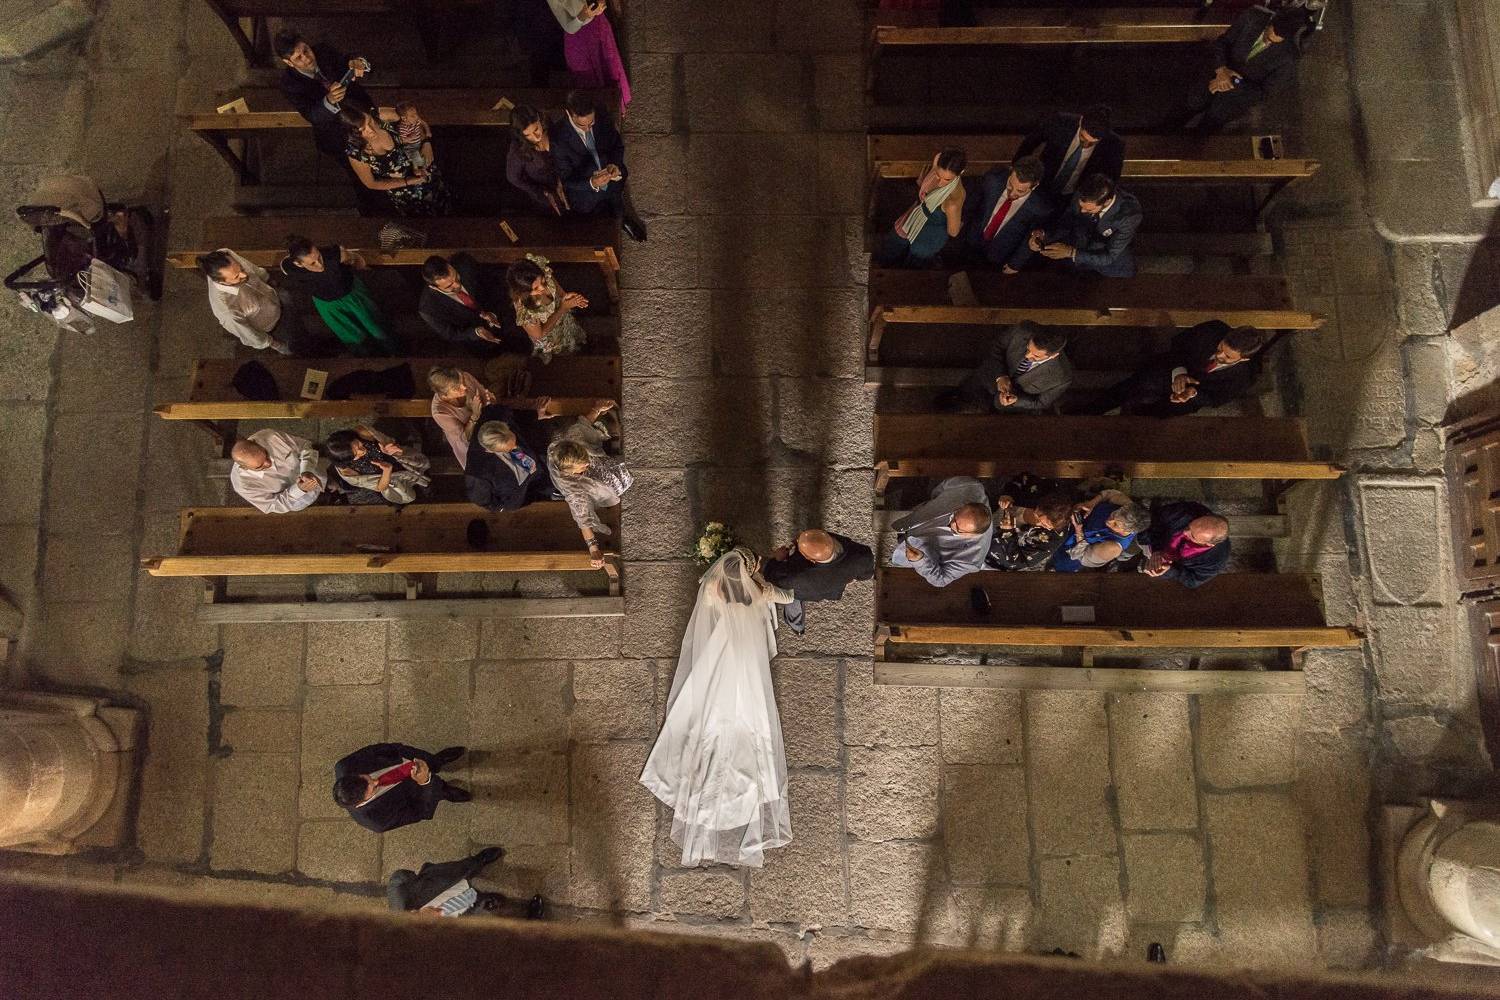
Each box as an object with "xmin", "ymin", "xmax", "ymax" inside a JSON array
[
  {"xmin": 943, "ymin": 322, "xmax": 1072, "ymax": 414},
  {"xmin": 890, "ymin": 477, "xmax": 994, "ymax": 587}
]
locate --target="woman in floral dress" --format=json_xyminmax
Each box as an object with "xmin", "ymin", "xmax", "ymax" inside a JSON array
[
  {"xmin": 505, "ymin": 253, "xmax": 588, "ymax": 362},
  {"xmin": 340, "ymin": 107, "xmax": 452, "ymax": 216}
]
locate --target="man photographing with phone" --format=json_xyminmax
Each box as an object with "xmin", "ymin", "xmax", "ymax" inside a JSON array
[{"xmin": 274, "ymin": 30, "xmax": 374, "ymax": 158}]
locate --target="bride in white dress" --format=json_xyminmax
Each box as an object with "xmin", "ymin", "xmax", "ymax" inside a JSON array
[{"xmin": 639, "ymin": 546, "xmax": 796, "ymax": 868}]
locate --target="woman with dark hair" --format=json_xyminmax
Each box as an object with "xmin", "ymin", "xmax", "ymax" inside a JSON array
[
  {"xmin": 505, "ymin": 253, "xmax": 588, "ymax": 362},
  {"xmin": 278, "ymin": 237, "xmax": 396, "ymax": 356},
  {"xmin": 506, "ymin": 105, "xmax": 565, "ymax": 215},
  {"xmin": 340, "ymin": 106, "xmax": 452, "ymax": 216},
  {"xmin": 325, "ymin": 425, "xmax": 431, "ymax": 505},
  {"xmin": 874, "ymin": 147, "xmax": 967, "ymax": 267}
]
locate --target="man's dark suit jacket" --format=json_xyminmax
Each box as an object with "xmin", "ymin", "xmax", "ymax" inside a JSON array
[
  {"xmin": 1146, "ymin": 501, "xmax": 1231, "ymax": 589},
  {"xmin": 1157, "ymin": 320, "xmax": 1262, "ymax": 410},
  {"xmin": 465, "ymin": 404, "xmax": 553, "ymax": 512},
  {"xmin": 418, "ymin": 253, "xmax": 528, "ymax": 354},
  {"xmin": 280, "ymin": 43, "xmax": 372, "ymax": 157},
  {"xmin": 960, "ymin": 168, "xmax": 1054, "ymax": 271},
  {"xmin": 1044, "ymin": 188, "xmax": 1143, "ymax": 277},
  {"xmin": 956, "ymin": 322, "xmax": 1074, "ymax": 413},
  {"xmin": 1213, "ymin": 7, "xmax": 1301, "ymax": 100},
  {"xmin": 549, "ymin": 114, "xmax": 628, "ymax": 215},
  {"xmin": 760, "ymin": 532, "xmax": 875, "ymax": 603},
  {"xmin": 1013, "ymin": 112, "xmax": 1126, "ymax": 199},
  {"xmin": 334, "ymin": 742, "xmax": 447, "ymax": 834},
  {"xmin": 387, "ymin": 847, "xmax": 503, "ymax": 912}
]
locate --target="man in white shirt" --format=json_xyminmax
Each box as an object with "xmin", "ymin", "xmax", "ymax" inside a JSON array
[
  {"xmin": 228, "ymin": 429, "xmax": 328, "ymax": 513},
  {"xmin": 387, "ymin": 846, "xmax": 546, "ymax": 919},
  {"xmin": 197, "ymin": 248, "xmax": 294, "ymax": 354}
]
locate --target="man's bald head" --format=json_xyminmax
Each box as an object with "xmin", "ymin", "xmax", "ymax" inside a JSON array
[
  {"xmin": 1187, "ymin": 514, "xmax": 1230, "ymax": 546},
  {"xmin": 230, "ymin": 438, "xmax": 270, "ymax": 471},
  {"xmin": 952, "ymin": 503, "xmax": 993, "ymax": 535},
  {"xmin": 796, "ymin": 529, "xmax": 838, "ymax": 563}
]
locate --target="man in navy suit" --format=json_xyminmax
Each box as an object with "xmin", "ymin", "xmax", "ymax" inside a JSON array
[
  {"xmin": 549, "ymin": 90, "xmax": 647, "ymax": 241},
  {"xmin": 1184, "ymin": 7, "xmax": 1311, "ymax": 135},
  {"xmin": 1012, "ymin": 105, "xmax": 1125, "ymax": 201},
  {"xmin": 1031, "ymin": 173, "xmax": 1143, "ymax": 278},
  {"xmin": 959, "ymin": 155, "xmax": 1053, "ymax": 272},
  {"xmin": 274, "ymin": 31, "xmax": 372, "ymax": 158}
]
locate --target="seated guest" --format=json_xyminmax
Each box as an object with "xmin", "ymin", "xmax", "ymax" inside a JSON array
[
  {"xmin": 279, "ymin": 237, "xmax": 395, "ymax": 357},
  {"xmin": 333, "ymin": 742, "xmax": 470, "ymax": 833},
  {"xmin": 465, "ymin": 405, "xmax": 555, "ymax": 512},
  {"xmin": 550, "ymin": 91, "xmax": 646, "ymax": 241},
  {"xmin": 1184, "ymin": 7, "xmax": 1311, "ymax": 136},
  {"xmin": 273, "ymin": 31, "xmax": 372, "ymax": 158},
  {"xmin": 1141, "ymin": 502, "xmax": 1231, "ymax": 589},
  {"xmin": 428, "ymin": 366, "xmax": 497, "ymax": 468},
  {"xmin": 506, "ymin": 105, "xmax": 566, "ymax": 214},
  {"xmin": 1091, "ymin": 321, "xmax": 1267, "ymax": 416},
  {"xmin": 419, "ymin": 253, "xmax": 529, "ymax": 354},
  {"xmin": 891, "ymin": 476, "xmax": 994, "ymax": 587},
  {"xmin": 874, "ymin": 147, "xmax": 967, "ymax": 269},
  {"xmin": 1029, "ymin": 173, "xmax": 1142, "ymax": 278},
  {"xmin": 941, "ymin": 321, "xmax": 1071, "ymax": 414},
  {"xmin": 987, "ymin": 476, "xmax": 1076, "ymax": 572},
  {"xmin": 326, "ymin": 425, "xmax": 431, "ymax": 506},
  {"xmin": 340, "ymin": 106, "xmax": 452, "ymax": 216},
  {"xmin": 1053, "ymin": 488, "xmax": 1151, "ymax": 573},
  {"xmin": 507, "ymin": 253, "xmax": 589, "ymax": 363},
  {"xmin": 229, "ymin": 429, "xmax": 328, "ymax": 514},
  {"xmin": 760, "ymin": 529, "xmax": 876, "ymax": 636},
  {"xmin": 387, "ymin": 846, "xmax": 545, "ymax": 920},
  {"xmin": 959, "ymin": 154, "xmax": 1052, "ymax": 273},
  {"xmin": 545, "ymin": 399, "xmax": 631, "ymax": 568},
  {"xmin": 1013, "ymin": 104, "xmax": 1125, "ymax": 201},
  {"xmin": 198, "ymin": 249, "xmax": 293, "ymax": 355}
]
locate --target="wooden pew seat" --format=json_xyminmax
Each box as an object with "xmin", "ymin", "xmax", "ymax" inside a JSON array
[
  {"xmin": 167, "ymin": 215, "xmax": 622, "ymax": 298},
  {"xmin": 155, "ymin": 354, "xmax": 620, "ymax": 422},
  {"xmin": 873, "ymin": 413, "xmax": 1341, "ymax": 489},
  {"xmin": 871, "ymin": 7, "xmax": 1231, "ymax": 47},
  {"xmin": 205, "ymin": 0, "xmax": 492, "ymax": 65}
]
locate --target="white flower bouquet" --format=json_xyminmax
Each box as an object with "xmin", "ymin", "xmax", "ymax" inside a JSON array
[{"xmin": 692, "ymin": 521, "xmax": 737, "ymax": 565}]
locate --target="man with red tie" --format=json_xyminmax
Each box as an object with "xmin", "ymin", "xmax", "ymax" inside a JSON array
[
  {"xmin": 418, "ymin": 253, "xmax": 530, "ymax": 355},
  {"xmin": 959, "ymin": 155, "xmax": 1054, "ymax": 272}
]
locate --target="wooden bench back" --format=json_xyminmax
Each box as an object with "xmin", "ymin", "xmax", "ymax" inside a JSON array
[
  {"xmin": 872, "ymin": 6, "xmax": 1231, "ymax": 46},
  {"xmin": 155, "ymin": 355, "xmax": 619, "ymax": 421},
  {"xmin": 874, "ymin": 413, "xmax": 1342, "ymax": 481},
  {"xmin": 183, "ymin": 85, "xmax": 613, "ymax": 133},
  {"xmin": 144, "ymin": 502, "xmax": 615, "ymax": 576}
]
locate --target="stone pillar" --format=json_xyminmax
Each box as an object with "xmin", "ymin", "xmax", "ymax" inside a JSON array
[
  {"xmin": 1393, "ymin": 799, "xmax": 1500, "ymax": 964},
  {"xmin": 0, "ymin": 0, "xmax": 94, "ymax": 61},
  {"xmin": 0, "ymin": 692, "xmax": 140, "ymax": 854}
]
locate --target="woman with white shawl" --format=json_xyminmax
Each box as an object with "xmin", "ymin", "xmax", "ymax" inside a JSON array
[
  {"xmin": 640, "ymin": 547, "xmax": 796, "ymax": 868},
  {"xmin": 873, "ymin": 147, "xmax": 968, "ymax": 267}
]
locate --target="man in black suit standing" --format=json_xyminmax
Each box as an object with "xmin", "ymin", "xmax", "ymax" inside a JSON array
[
  {"xmin": 1089, "ymin": 321, "xmax": 1267, "ymax": 416},
  {"xmin": 760, "ymin": 529, "xmax": 875, "ymax": 636},
  {"xmin": 1013, "ymin": 105, "xmax": 1125, "ymax": 202},
  {"xmin": 942, "ymin": 322, "xmax": 1072, "ymax": 414},
  {"xmin": 387, "ymin": 846, "xmax": 547, "ymax": 919},
  {"xmin": 549, "ymin": 91, "xmax": 647, "ymax": 241},
  {"xmin": 465, "ymin": 404, "xmax": 556, "ymax": 512},
  {"xmin": 418, "ymin": 254, "xmax": 529, "ymax": 354},
  {"xmin": 1031, "ymin": 173, "xmax": 1143, "ymax": 278},
  {"xmin": 1140, "ymin": 501, "xmax": 1231, "ymax": 589},
  {"xmin": 273, "ymin": 31, "xmax": 373, "ymax": 158},
  {"xmin": 333, "ymin": 742, "xmax": 470, "ymax": 834},
  {"xmin": 1184, "ymin": 7, "xmax": 1311, "ymax": 135},
  {"xmin": 959, "ymin": 155, "xmax": 1053, "ymax": 273}
]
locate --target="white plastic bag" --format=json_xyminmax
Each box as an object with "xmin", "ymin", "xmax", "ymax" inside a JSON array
[{"xmin": 77, "ymin": 257, "xmax": 134, "ymax": 323}]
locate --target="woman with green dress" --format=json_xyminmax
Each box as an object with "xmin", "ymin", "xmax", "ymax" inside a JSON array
[
  {"xmin": 505, "ymin": 253, "xmax": 588, "ymax": 363},
  {"xmin": 279, "ymin": 238, "xmax": 397, "ymax": 356}
]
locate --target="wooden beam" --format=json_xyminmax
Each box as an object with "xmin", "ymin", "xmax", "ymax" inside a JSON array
[
  {"xmin": 144, "ymin": 552, "xmax": 602, "ymax": 577},
  {"xmin": 873, "ymin": 511, "xmax": 1288, "ymax": 540},
  {"xmin": 154, "ymin": 396, "xmax": 601, "ymax": 421},
  {"xmin": 871, "ymin": 8, "xmax": 1231, "ymax": 47},
  {"xmin": 197, "ymin": 596, "xmax": 624, "ymax": 624},
  {"xmin": 873, "ymin": 661, "xmax": 1308, "ymax": 695},
  {"xmin": 885, "ymin": 624, "xmax": 1362, "ymax": 649},
  {"xmin": 877, "ymin": 304, "xmax": 1325, "ymax": 332},
  {"xmin": 880, "ymin": 457, "xmax": 1344, "ymax": 481}
]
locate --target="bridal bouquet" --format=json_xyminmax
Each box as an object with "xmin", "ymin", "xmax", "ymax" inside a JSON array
[{"xmin": 692, "ymin": 522, "xmax": 737, "ymax": 565}]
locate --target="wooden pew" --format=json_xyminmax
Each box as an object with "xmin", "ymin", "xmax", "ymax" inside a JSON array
[
  {"xmin": 875, "ymin": 509, "xmax": 1289, "ymax": 541},
  {"xmin": 184, "ymin": 86, "xmax": 611, "ymax": 183},
  {"xmin": 867, "ymin": 269, "xmax": 1322, "ymax": 360},
  {"xmin": 871, "ymin": 7, "xmax": 1231, "ymax": 49},
  {"xmin": 142, "ymin": 502, "xmax": 622, "ymax": 620},
  {"xmin": 202, "ymin": 0, "xmax": 489, "ymax": 65},
  {"xmin": 873, "ymin": 413, "xmax": 1341, "ymax": 491},
  {"xmin": 875, "ymin": 569, "xmax": 1360, "ymax": 693},
  {"xmin": 167, "ymin": 215, "xmax": 622, "ymax": 300}
]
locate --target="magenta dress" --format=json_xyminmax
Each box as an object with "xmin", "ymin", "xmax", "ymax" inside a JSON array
[{"xmin": 564, "ymin": 13, "xmax": 631, "ymax": 114}]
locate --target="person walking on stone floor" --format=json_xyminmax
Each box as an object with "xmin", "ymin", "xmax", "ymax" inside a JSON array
[
  {"xmin": 759, "ymin": 529, "xmax": 875, "ymax": 636},
  {"xmin": 333, "ymin": 742, "xmax": 471, "ymax": 833}
]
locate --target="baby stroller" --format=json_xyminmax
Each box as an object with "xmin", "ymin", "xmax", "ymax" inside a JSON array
[{"xmin": 4, "ymin": 174, "xmax": 161, "ymax": 333}]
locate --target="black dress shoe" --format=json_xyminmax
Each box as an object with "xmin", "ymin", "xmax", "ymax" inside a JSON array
[
  {"xmin": 525, "ymin": 894, "xmax": 546, "ymax": 920},
  {"xmin": 442, "ymin": 783, "xmax": 473, "ymax": 802},
  {"xmin": 475, "ymin": 845, "xmax": 505, "ymax": 866},
  {"xmin": 1147, "ymin": 942, "xmax": 1167, "ymax": 963},
  {"xmin": 622, "ymin": 215, "xmax": 647, "ymax": 242},
  {"xmin": 433, "ymin": 745, "xmax": 466, "ymax": 769}
]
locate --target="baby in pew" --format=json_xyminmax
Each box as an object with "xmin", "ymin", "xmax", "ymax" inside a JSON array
[{"xmin": 395, "ymin": 101, "xmax": 433, "ymax": 169}]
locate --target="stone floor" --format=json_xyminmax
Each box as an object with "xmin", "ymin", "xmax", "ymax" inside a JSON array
[{"xmin": 0, "ymin": 0, "xmax": 1496, "ymax": 977}]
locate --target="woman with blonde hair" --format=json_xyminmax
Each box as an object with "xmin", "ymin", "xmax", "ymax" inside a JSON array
[
  {"xmin": 545, "ymin": 398, "xmax": 630, "ymax": 568},
  {"xmin": 427, "ymin": 366, "xmax": 495, "ymax": 468}
]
